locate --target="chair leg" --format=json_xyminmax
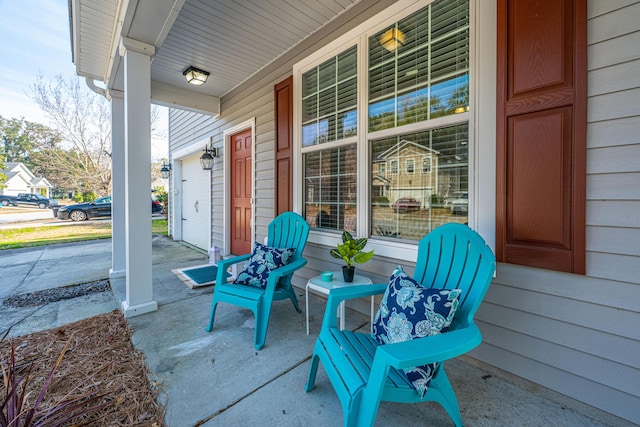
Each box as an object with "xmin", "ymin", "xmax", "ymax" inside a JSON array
[
  {"xmin": 254, "ymin": 302, "xmax": 271, "ymax": 351},
  {"xmin": 290, "ymin": 293, "xmax": 302, "ymax": 313},
  {"xmin": 284, "ymin": 285, "xmax": 302, "ymax": 313},
  {"xmin": 206, "ymin": 295, "xmax": 219, "ymax": 333},
  {"xmin": 305, "ymin": 353, "xmax": 320, "ymax": 392},
  {"xmin": 428, "ymin": 367, "xmax": 463, "ymax": 427}
]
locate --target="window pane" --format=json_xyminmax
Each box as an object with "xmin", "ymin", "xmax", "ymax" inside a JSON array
[
  {"xmin": 338, "ymin": 46, "xmax": 358, "ymax": 80},
  {"xmin": 301, "ymin": 46, "xmax": 357, "ymax": 147},
  {"xmin": 302, "ymin": 69, "xmax": 317, "ymax": 98},
  {"xmin": 338, "ymin": 109, "xmax": 357, "ymax": 139},
  {"xmin": 304, "ymin": 145, "xmax": 358, "ymax": 233},
  {"xmin": 370, "ymin": 123, "xmax": 469, "ymax": 241},
  {"xmin": 368, "ymin": 0, "xmax": 470, "ymax": 132}
]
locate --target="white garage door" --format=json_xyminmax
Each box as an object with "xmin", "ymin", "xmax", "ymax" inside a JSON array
[{"xmin": 181, "ymin": 155, "xmax": 211, "ymax": 251}]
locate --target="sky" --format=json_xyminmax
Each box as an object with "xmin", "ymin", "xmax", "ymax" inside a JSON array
[{"xmin": 0, "ymin": 0, "xmax": 168, "ymax": 159}]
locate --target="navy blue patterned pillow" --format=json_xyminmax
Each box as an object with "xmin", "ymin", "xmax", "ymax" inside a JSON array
[
  {"xmin": 233, "ymin": 242, "xmax": 295, "ymax": 289},
  {"xmin": 372, "ymin": 266, "xmax": 461, "ymax": 397}
]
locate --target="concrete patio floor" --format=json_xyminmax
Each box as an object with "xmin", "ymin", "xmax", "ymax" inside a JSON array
[{"xmin": 0, "ymin": 236, "xmax": 634, "ymax": 427}]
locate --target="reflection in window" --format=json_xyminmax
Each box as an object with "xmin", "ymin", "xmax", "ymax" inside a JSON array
[
  {"xmin": 371, "ymin": 123, "xmax": 468, "ymax": 241},
  {"xmin": 422, "ymin": 156, "xmax": 432, "ymax": 173},
  {"xmin": 406, "ymin": 158, "xmax": 415, "ymax": 174},
  {"xmin": 297, "ymin": 0, "xmax": 471, "ymax": 245},
  {"xmin": 302, "ymin": 46, "xmax": 357, "ymax": 147},
  {"xmin": 303, "ymin": 144, "xmax": 357, "ymax": 232},
  {"xmin": 368, "ymin": 0, "xmax": 469, "ymax": 131}
]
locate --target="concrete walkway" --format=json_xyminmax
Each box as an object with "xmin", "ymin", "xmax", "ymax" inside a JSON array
[{"xmin": 0, "ymin": 237, "xmax": 633, "ymax": 427}]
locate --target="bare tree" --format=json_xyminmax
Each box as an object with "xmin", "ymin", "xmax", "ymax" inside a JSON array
[
  {"xmin": 30, "ymin": 74, "xmax": 112, "ymax": 196},
  {"xmin": 30, "ymin": 74, "xmax": 166, "ymax": 197}
]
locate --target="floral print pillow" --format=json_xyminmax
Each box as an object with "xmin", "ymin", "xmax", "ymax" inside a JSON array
[
  {"xmin": 233, "ymin": 242, "xmax": 295, "ymax": 289},
  {"xmin": 372, "ymin": 266, "xmax": 461, "ymax": 397}
]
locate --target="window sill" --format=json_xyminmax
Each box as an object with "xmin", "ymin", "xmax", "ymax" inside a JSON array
[{"xmin": 308, "ymin": 229, "xmax": 418, "ymax": 261}]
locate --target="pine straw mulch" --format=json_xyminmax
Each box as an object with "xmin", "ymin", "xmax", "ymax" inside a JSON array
[{"xmin": 1, "ymin": 310, "xmax": 165, "ymax": 426}]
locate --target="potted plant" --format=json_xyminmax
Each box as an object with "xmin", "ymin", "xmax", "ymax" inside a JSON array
[{"xmin": 330, "ymin": 230, "xmax": 374, "ymax": 282}]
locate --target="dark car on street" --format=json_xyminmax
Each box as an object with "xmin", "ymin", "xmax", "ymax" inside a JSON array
[
  {"xmin": 57, "ymin": 196, "xmax": 163, "ymax": 221},
  {"xmin": 0, "ymin": 193, "xmax": 57, "ymax": 208}
]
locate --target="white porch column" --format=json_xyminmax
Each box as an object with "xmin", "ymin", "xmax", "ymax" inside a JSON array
[
  {"xmin": 110, "ymin": 90, "xmax": 126, "ymax": 278},
  {"xmin": 119, "ymin": 37, "xmax": 158, "ymax": 317}
]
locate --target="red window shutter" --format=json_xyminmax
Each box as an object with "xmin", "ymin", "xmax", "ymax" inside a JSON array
[
  {"xmin": 496, "ymin": 0, "xmax": 586, "ymax": 274},
  {"xmin": 274, "ymin": 76, "xmax": 293, "ymax": 215}
]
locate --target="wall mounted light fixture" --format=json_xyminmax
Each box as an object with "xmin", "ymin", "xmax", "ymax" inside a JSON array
[
  {"xmin": 379, "ymin": 27, "xmax": 405, "ymax": 52},
  {"xmin": 200, "ymin": 143, "xmax": 217, "ymax": 170},
  {"xmin": 160, "ymin": 161, "xmax": 172, "ymax": 179},
  {"xmin": 183, "ymin": 66, "xmax": 210, "ymax": 86}
]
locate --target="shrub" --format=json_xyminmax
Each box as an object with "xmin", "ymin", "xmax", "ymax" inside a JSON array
[{"xmin": 82, "ymin": 191, "xmax": 97, "ymax": 202}]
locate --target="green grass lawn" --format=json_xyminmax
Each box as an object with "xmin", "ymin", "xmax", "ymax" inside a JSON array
[{"xmin": 0, "ymin": 219, "xmax": 168, "ymax": 250}]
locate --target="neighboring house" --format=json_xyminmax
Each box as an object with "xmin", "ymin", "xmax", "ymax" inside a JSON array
[
  {"xmin": 372, "ymin": 139, "xmax": 442, "ymax": 207},
  {"xmin": 0, "ymin": 162, "xmax": 52, "ymax": 197},
  {"xmin": 69, "ymin": 0, "xmax": 639, "ymax": 424}
]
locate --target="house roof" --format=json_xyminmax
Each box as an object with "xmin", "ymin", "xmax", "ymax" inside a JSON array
[
  {"xmin": 375, "ymin": 139, "xmax": 441, "ymax": 161},
  {"xmin": 69, "ymin": 0, "xmax": 362, "ymax": 115},
  {"xmin": 31, "ymin": 177, "xmax": 52, "ymax": 188},
  {"xmin": 2, "ymin": 162, "xmax": 35, "ymax": 179},
  {"xmin": 1, "ymin": 162, "xmax": 52, "ymax": 189}
]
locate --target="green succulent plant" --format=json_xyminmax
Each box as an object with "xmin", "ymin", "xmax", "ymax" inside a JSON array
[{"xmin": 330, "ymin": 230, "xmax": 374, "ymax": 268}]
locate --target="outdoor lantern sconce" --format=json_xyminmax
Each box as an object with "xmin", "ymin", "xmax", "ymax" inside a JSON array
[
  {"xmin": 183, "ymin": 66, "xmax": 210, "ymax": 86},
  {"xmin": 200, "ymin": 143, "xmax": 217, "ymax": 170},
  {"xmin": 160, "ymin": 161, "xmax": 171, "ymax": 179},
  {"xmin": 379, "ymin": 27, "xmax": 405, "ymax": 52}
]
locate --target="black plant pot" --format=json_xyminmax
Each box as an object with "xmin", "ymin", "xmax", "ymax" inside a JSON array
[{"xmin": 342, "ymin": 265, "xmax": 355, "ymax": 282}]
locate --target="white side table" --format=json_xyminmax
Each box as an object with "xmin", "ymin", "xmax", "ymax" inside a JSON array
[{"xmin": 306, "ymin": 273, "xmax": 373, "ymax": 335}]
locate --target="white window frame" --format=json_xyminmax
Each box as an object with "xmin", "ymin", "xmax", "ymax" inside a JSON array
[
  {"xmin": 390, "ymin": 159, "xmax": 399, "ymax": 174},
  {"xmin": 406, "ymin": 158, "xmax": 415, "ymax": 175},
  {"xmin": 293, "ymin": 0, "xmax": 496, "ymax": 257},
  {"xmin": 422, "ymin": 156, "xmax": 432, "ymax": 173}
]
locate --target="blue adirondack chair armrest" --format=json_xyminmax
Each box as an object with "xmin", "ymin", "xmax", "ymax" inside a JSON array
[
  {"xmin": 215, "ymin": 254, "xmax": 251, "ymax": 285},
  {"xmin": 321, "ymin": 284, "xmax": 388, "ymax": 330},
  {"xmin": 263, "ymin": 257, "xmax": 308, "ymax": 292},
  {"xmin": 373, "ymin": 323, "xmax": 483, "ymax": 370}
]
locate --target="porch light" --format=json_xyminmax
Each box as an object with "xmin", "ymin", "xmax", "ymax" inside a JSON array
[
  {"xmin": 160, "ymin": 161, "xmax": 171, "ymax": 179},
  {"xmin": 183, "ymin": 66, "xmax": 210, "ymax": 86},
  {"xmin": 379, "ymin": 28, "xmax": 405, "ymax": 52},
  {"xmin": 200, "ymin": 143, "xmax": 217, "ymax": 170}
]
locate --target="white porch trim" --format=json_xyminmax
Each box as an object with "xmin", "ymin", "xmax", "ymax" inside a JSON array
[
  {"xmin": 109, "ymin": 90, "xmax": 126, "ymax": 279},
  {"xmin": 120, "ymin": 36, "xmax": 158, "ymax": 317}
]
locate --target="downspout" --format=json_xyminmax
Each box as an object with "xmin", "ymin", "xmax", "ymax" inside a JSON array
[{"xmin": 85, "ymin": 77, "xmax": 110, "ymax": 100}]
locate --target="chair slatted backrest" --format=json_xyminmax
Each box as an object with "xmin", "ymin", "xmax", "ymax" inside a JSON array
[
  {"xmin": 267, "ymin": 212, "xmax": 310, "ymax": 262},
  {"xmin": 413, "ymin": 223, "xmax": 495, "ymax": 328}
]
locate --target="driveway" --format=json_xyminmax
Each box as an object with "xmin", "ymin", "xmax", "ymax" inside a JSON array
[
  {"xmin": 0, "ymin": 206, "xmax": 57, "ymax": 224},
  {"xmin": 0, "ymin": 206, "xmax": 164, "ymax": 230}
]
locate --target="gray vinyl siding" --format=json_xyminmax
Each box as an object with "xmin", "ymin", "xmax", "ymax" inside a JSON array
[
  {"xmin": 472, "ymin": 1, "xmax": 640, "ymax": 424},
  {"xmin": 169, "ymin": 0, "xmax": 640, "ymax": 423}
]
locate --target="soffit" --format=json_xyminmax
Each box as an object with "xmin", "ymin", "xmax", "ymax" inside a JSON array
[
  {"xmin": 72, "ymin": 0, "xmax": 362, "ymax": 100},
  {"xmin": 71, "ymin": 0, "xmax": 121, "ymax": 80}
]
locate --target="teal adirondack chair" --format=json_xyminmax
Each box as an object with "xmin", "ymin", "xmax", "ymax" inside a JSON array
[
  {"xmin": 206, "ymin": 212, "xmax": 310, "ymax": 350},
  {"xmin": 305, "ymin": 223, "xmax": 496, "ymax": 426}
]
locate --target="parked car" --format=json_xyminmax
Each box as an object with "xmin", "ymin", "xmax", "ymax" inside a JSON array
[
  {"xmin": 57, "ymin": 196, "xmax": 163, "ymax": 221},
  {"xmin": 0, "ymin": 193, "xmax": 57, "ymax": 208},
  {"xmin": 450, "ymin": 192, "xmax": 468, "ymax": 215},
  {"xmin": 391, "ymin": 197, "xmax": 421, "ymax": 213}
]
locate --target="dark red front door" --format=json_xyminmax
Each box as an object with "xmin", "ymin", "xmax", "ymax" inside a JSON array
[{"xmin": 230, "ymin": 129, "xmax": 252, "ymax": 255}]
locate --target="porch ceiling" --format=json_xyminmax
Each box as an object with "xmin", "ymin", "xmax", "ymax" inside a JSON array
[{"xmin": 70, "ymin": 0, "xmax": 361, "ymax": 113}]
